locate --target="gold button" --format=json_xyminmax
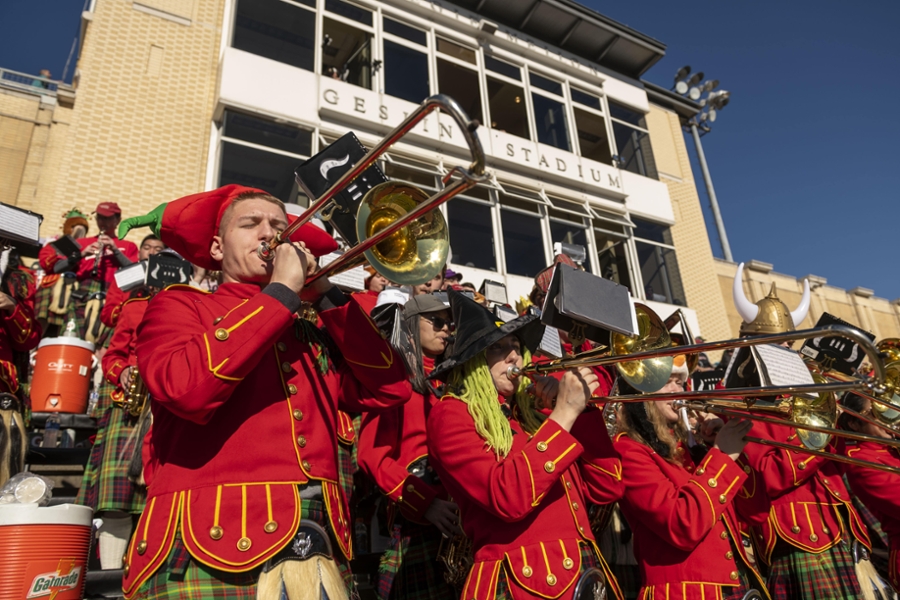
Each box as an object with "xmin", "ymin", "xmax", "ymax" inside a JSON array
[
  {"xmin": 718, "ymin": 494, "xmax": 727, "ymax": 504},
  {"xmin": 215, "ymin": 328, "xmax": 229, "ymax": 341},
  {"xmin": 822, "ymin": 527, "xmax": 830, "ymax": 534},
  {"xmin": 798, "ymin": 462, "xmax": 807, "ymax": 470},
  {"xmin": 302, "ymin": 460, "xmax": 311, "ymax": 470},
  {"xmin": 696, "ymin": 468, "xmax": 705, "ymax": 475},
  {"xmin": 546, "ymin": 574, "xmax": 557, "ymax": 586},
  {"xmin": 123, "ymin": 564, "xmax": 130, "ymax": 577},
  {"xmin": 720, "ymin": 531, "xmax": 728, "ymax": 539},
  {"xmin": 281, "ymin": 362, "xmax": 292, "ymax": 373},
  {"xmin": 822, "ymin": 479, "xmax": 830, "ymax": 485},
  {"xmin": 213, "ymin": 316, "xmax": 224, "ymax": 324},
  {"xmin": 397, "ymin": 496, "xmax": 403, "ymax": 502},
  {"xmin": 708, "ymin": 478, "xmax": 718, "ymax": 488},
  {"xmin": 725, "ymin": 551, "xmax": 733, "ymax": 559},
  {"xmin": 237, "ymin": 537, "xmax": 252, "ymax": 551},
  {"xmin": 544, "ymin": 461, "xmax": 555, "ymax": 473},
  {"xmin": 137, "ymin": 540, "xmax": 148, "ymax": 555},
  {"xmin": 209, "ymin": 525, "xmax": 224, "ymax": 540},
  {"xmin": 791, "ymin": 526, "xmax": 801, "ymax": 534},
  {"xmin": 579, "ymin": 526, "xmax": 585, "ymax": 533},
  {"xmin": 536, "ymin": 441, "xmax": 548, "ymax": 452},
  {"xmin": 265, "ymin": 521, "xmax": 278, "ymax": 533},
  {"xmin": 833, "ymin": 491, "xmax": 841, "ymax": 498},
  {"xmin": 292, "ymin": 409, "xmax": 303, "ymax": 420},
  {"xmin": 406, "ymin": 484, "xmax": 415, "ymax": 492},
  {"xmin": 572, "ymin": 502, "xmax": 579, "ymax": 511},
  {"xmin": 730, "ymin": 571, "xmax": 739, "ymax": 581},
  {"xmin": 743, "ymin": 465, "xmax": 751, "ymax": 474},
  {"xmin": 277, "ymin": 342, "xmax": 288, "ymax": 352},
  {"xmin": 809, "ymin": 534, "xmax": 819, "ymax": 542},
  {"xmin": 288, "ymin": 384, "xmax": 298, "ymax": 395},
  {"xmin": 522, "ymin": 566, "xmax": 533, "ymax": 577},
  {"xmin": 563, "ymin": 557, "xmax": 574, "ymax": 570},
  {"xmin": 297, "ymin": 435, "xmax": 307, "ymax": 448},
  {"xmin": 565, "ymin": 481, "xmax": 572, "ymax": 489}
]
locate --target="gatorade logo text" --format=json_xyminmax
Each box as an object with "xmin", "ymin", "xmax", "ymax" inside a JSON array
[{"xmin": 25, "ymin": 559, "xmax": 82, "ymax": 599}]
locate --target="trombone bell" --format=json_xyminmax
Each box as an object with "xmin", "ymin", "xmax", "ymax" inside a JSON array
[
  {"xmin": 613, "ymin": 304, "xmax": 673, "ymax": 393},
  {"xmin": 356, "ymin": 182, "xmax": 449, "ymax": 286}
]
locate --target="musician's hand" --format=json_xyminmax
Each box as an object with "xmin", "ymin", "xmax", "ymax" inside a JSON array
[
  {"xmin": 697, "ymin": 412, "xmax": 725, "ymax": 444},
  {"xmin": 97, "ymin": 234, "xmax": 113, "ymax": 248},
  {"xmin": 550, "ymin": 366, "xmax": 599, "ymax": 431},
  {"xmin": 532, "ymin": 376, "xmax": 560, "ymax": 410},
  {"xmin": 81, "ymin": 242, "xmax": 100, "ymax": 257},
  {"xmin": 713, "ymin": 418, "xmax": 752, "ymax": 461},
  {"xmin": 270, "ymin": 241, "xmax": 315, "ymax": 295},
  {"xmin": 120, "ymin": 366, "xmax": 134, "ymax": 389},
  {"xmin": 424, "ymin": 498, "xmax": 462, "ymax": 538},
  {"xmin": 0, "ymin": 293, "xmax": 16, "ymax": 313}
]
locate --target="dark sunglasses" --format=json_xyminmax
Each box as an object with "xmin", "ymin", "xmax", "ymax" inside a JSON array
[{"xmin": 421, "ymin": 314, "xmax": 453, "ymax": 330}]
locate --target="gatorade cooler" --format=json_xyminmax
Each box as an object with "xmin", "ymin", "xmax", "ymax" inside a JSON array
[
  {"xmin": 0, "ymin": 503, "xmax": 92, "ymax": 599},
  {"xmin": 30, "ymin": 337, "xmax": 96, "ymax": 413}
]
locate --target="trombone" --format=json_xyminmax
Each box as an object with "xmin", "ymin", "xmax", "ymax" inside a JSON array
[{"xmin": 256, "ymin": 94, "xmax": 488, "ymax": 286}]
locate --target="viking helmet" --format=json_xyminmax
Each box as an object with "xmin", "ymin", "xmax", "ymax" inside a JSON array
[{"xmin": 733, "ymin": 262, "xmax": 810, "ymax": 335}]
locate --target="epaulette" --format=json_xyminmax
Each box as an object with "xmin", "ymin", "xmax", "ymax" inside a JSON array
[{"xmin": 163, "ymin": 283, "xmax": 209, "ymax": 294}]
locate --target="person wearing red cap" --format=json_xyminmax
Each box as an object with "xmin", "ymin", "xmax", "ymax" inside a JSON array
[
  {"xmin": 76, "ymin": 202, "xmax": 139, "ymax": 286},
  {"xmin": 118, "ymin": 185, "xmax": 411, "ymax": 599}
]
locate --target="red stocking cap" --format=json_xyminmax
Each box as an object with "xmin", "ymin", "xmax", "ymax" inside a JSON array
[{"xmin": 158, "ymin": 185, "xmax": 337, "ymax": 271}]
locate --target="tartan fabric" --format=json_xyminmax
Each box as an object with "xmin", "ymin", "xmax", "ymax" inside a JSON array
[
  {"xmin": 133, "ymin": 497, "xmax": 355, "ymax": 598},
  {"xmin": 375, "ymin": 520, "xmax": 455, "ymax": 600},
  {"xmin": 766, "ymin": 539, "xmax": 862, "ymax": 600},
  {"xmin": 34, "ymin": 283, "xmax": 65, "ymax": 326},
  {"xmin": 337, "ymin": 437, "xmax": 356, "ymax": 508},
  {"xmin": 75, "ymin": 407, "xmax": 109, "ymax": 509},
  {"xmin": 494, "ymin": 543, "xmax": 600, "ymax": 600},
  {"xmin": 65, "ymin": 278, "xmax": 113, "ymax": 347}
]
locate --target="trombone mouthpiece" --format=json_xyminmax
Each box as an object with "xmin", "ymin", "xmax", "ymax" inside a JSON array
[
  {"xmin": 506, "ymin": 365, "xmax": 522, "ymax": 380},
  {"xmin": 257, "ymin": 241, "xmax": 274, "ymax": 261}
]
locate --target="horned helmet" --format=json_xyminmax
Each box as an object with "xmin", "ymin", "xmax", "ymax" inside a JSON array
[{"xmin": 733, "ymin": 262, "xmax": 810, "ymax": 336}]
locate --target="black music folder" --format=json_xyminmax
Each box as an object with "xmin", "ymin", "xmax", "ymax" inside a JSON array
[
  {"xmin": 294, "ymin": 132, "xmax": 387, "ymax": 246},
  {"xmin": 799, "ymin": 313, "xmax": 875, "ymax": 376},
  {"xmin": 50, "ymin": 235, "xmax": 81, "ymax": 258},
  {"xmin": 540, "ymin": 263, "xmax": 636, "ymax": 345}
]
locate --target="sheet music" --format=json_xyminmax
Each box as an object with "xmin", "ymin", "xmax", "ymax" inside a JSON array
[
  {"xmin": 114, "ymin": 261, "xmax": 147, "ymax": 292},
  {"xmin": 319, "ymin": 252, "xmax": 366, "ymax": 291},
  {"xmin": 0, "ymin": 204, "xmax": 41, "ymax": 244},
  {"xmin": 752, "ymin": 344, "xmax": 815, "ymax": 394},
  {"xmin": 537, "ymin": 326, "xmax": 563, "ymax": 359}
]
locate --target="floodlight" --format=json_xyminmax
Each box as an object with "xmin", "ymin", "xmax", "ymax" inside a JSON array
[
  {"xmin": 674, "ymin": 65, "xmax": 691, "ymax": 82},
  {"xmin": 687, "ymin": 72, "xmax": 704, "ymax": 86},
  {"xmin": 675, "ymin": 81, "xmax": 688, "ymax": 94},
  {"xmin": 689, "ymin": 87, "xmax": 701, "ymax": 100},
  {"xmin": 702, "ymin": 79, "xmax": 720, "ymax": 92},
  {"xmin": 707, "ymin": 108, "xmax": 717, "ymax": 122}
]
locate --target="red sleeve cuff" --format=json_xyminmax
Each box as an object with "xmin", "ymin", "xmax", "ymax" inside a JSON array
[{"xmin": 397, "ymin": 476, "xmax": 440, "ymax": 523}]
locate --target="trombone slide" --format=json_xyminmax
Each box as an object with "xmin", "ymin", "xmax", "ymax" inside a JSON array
[{"xmin": 745, "ymin": 436, "xmax": 900, "ymax": 476}]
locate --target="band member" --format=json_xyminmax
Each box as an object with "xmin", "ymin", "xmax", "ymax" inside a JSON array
[
  {"xmin": 117, "ymin": 185, "xmax": 411, "ymax": 599},
  {"xmin": 78, "ymin": 289, "xmax": 155, "ymax": 569},
  {"xmin": 840, "ymin": 392, "xmax": 900, "ymax": 594},
  {"xmin": 427, "ymin": 290, "xmax": 624, "ymax": 600},
  {"xmin": 100, "ymin": 235, "xmax": 165, "ymax": 328},
  {"xmin": 613, "ymin": 356, "xmax": 769, "ymax": 600},
  {"xmin": 35, "ymin": 207, "xmax": 89, "ymax": 334},
  {"xmin": 353, "ymin": 266, "xmax": 389, "ymax": 314},
  {"xmin": 731, "ymin": 263, "xmax": 870, "ymax": 599},
  {"xmin": 358, "ymin": 294, "xmax": 455, "ymax": 600}
]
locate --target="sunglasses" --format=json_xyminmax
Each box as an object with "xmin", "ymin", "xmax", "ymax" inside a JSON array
[{"xmin": 421, "ymin": 314, "xmax": 454, "ymax": 330}]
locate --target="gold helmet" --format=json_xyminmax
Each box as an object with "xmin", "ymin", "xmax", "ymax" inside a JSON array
[{"xmin": 733, "ymin": 262, "xmax": 810, "ymax": 335}]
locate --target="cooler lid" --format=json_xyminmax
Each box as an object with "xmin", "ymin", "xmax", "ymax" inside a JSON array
[
  {"xmin": 37, "ymin": 337, "xmax": 96, "ymax": 352},
  {"xmin": 0, "ymin": 503, "xmax": 92, "ymax": 527}
]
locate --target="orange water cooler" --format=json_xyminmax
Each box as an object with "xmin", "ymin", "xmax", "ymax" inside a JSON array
[
  {"xmin": 0, "ymin": 503, "xmax": 93, "ymax": 599},
  {"xmin": 30, "ymin": 337, "xmax": 96, "ymax": 413}
]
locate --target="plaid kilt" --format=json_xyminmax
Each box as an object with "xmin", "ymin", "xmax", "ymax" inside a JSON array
[
  {"xmin": 133, "ymin": 497, "xmax": 355, "ymax": 599},
  {"xmin": 76, "ymin": 383, "xmax": 146, "ymax": 514},
  {"xmin": 336, "ymin": 438, "xmax": 356, "ymax": 507},
  {"xmin": 66, "ymin": 278, "xmax": 113, "ymax": 347},
  {"xmin": 34, "ymin": 283, "xmax": 64, "ymax": 326},
  {"xmin": 494, "ymin": 543, "xmax": 600, "ymax": 600},
  {"xmin": 766, "ymin": 539, "xmax": 862, "ymax": 600},
  {"xmin": 375, "ymin": 520, "xmax": 455, "ymax": 600}
]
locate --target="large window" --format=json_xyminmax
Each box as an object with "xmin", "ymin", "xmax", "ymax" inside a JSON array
[
  {"xmin": 219, "ymin": 110, "xmax": 312, "ymax": 204},
  {"xmin": 447, "ymin": 186, "xmax": 496, "ymax": 272},
  {"xmin": 499, "ymin": 191, "xmax": 547, "ymax": 277},
  {"xmin": 436, "ymin": 38, "xmax": 482, "ymax": 124},
  {"xmin": 232, "ymin": 0, "xmax": 315, "ymax": 71},
  {"xmin": 632, "ymin": 218, "xmax": 684, "ymax": 305},
  {"xmin": 610, "ymin": 101, "xmax": 657, "ymax": 179},
  {"xmin": 322, "ymin": 2, "xmax": 374, "ymax": 89},
  {"xmin": 382, "ymin": 18, "xmax": 428, "ymax": 103},
  {"xmin": 529, "ymin": 72, "xmax": 569, "ymax": 151},
  {"xmin": 593, "ymin": 212, "xmax": 633, "ymax": 291},
  {"xmin": 572, "ymin": 89, "xmax": 612, "ymax": 165},
  {"xmin": 485, "ymin": 56, "xmax": 529, "ymax": 139}
]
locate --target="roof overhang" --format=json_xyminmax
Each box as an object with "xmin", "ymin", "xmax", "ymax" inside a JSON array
[{"xmin": 643, "ymin": 80, "xmax": 701, "ymax": 121}]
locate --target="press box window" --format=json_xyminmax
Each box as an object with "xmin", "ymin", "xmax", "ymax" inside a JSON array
[
  {"xmin": 574, "ymin": 108, "xmax": 612, "ymax": 164},
  {"xmin": 383, "ymin": 40, "xmax": 428, "ymax": 104},
  {"xmin": 499, "ymin": 192, "xmax": 546, "ymax": 277},
  {"xmin": 223, "ymin": 111, "xmax": 312, "ymax": 156},
  {"xmin": 325, "ymin": 0, "xmax": 372, "ymax": 25},
  {"xmin": 610, "ymin": 101, "xmax": 657, "ymax": 179},
  {"xmin": 487, "ymin": 77, "xmax": 528, "ymax": 139},
  {"xmin": 322, "ymin": 18, "xmax": 373, "ymax": 89},
  {"xmin": 232, "ymin": 0, "xmax": 315, "ymax": 71},
  {"xmin": 437, "ymin": 40, "xmax": 483, "ymax": 124},
  {"xmin": 219, "ymin": 142, "xmax": 302, "ymax": 204},
  {"xmin": 594, "ymin": 229, "xmax": 631, "ymax": 291},
  {"xmin": 632, "ymin": 218, "xmax": 684, "ymax": 306},
  {"xmin": 531, "ymin": 75, "xmax": 570, "ymax": 151},
  {"xmin": 447, "ymin": 186, "xmax": 496, "ymax": 272}
]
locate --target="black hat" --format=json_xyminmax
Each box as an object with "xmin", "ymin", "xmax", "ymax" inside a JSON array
[{"xmin": 429, "ymin": 290, "xmax": 543, "ymax": 381}]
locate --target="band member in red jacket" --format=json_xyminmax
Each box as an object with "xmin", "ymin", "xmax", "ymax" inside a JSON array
[
  {"xmin": 35, "ymin": 207, "xmax": 89, "ymax": 334},
  {"xmin": 358, "ymin": 293, "xmax": 456, "ymax": 600},
  {"xmin": 613, "ymin": 355, "xmax": 768, "ymax": 600},
  {"xmin": 427, "ymin": 291, "xmax": 624, "ymax": 600},
  {"xmin": 117, "ymin": 185, "xmax": 411, "ymax": 599},
  {"xmin": 100, "ymin": 234, "xmax": 165, "ymax": 328},
  {"xmin": 840, "ymin": 392, "xmax": 900, "ymax": 594}
]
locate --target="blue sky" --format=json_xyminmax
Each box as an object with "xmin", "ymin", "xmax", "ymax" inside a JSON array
[{"xmin": 2, "ymin": 0, "xmax": 899, "ymax": 300}]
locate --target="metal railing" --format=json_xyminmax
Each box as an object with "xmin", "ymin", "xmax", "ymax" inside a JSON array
[{"xmin": 0, "ymin": 67, "xmax": 60, "ymax": 96}]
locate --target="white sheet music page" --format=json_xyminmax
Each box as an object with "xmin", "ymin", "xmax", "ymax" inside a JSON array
[
  {"xmin": 537, "ymin": 326, "xmax": 563, "ymax": 359},
  {"xmin": 0, "ymin": 204, "xmax": 41, "ymax": 244},
  {"xmin": 752, "ymin": 343, "xmax": 815, "ymax": 396},
  {"xmin": 319, "ymin": 252, "xmax": 366, "ymax": 291}
]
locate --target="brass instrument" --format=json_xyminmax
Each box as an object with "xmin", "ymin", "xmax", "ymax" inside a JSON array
[
  {"xmin": 436, "ymin": 529, "xmax": 473, "ymax": 587},
  {"xmin": 122, "ymin": 368, "xmax": 149, "ymax": 418},
  {"xmin": 256, "ymin": 95, "xmax": 487, "ymax": 286}
]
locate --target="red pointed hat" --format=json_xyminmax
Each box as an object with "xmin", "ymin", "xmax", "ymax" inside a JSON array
[{"xmin": 118, "ymin": 184, "xmax": 338, "ymax": 271}]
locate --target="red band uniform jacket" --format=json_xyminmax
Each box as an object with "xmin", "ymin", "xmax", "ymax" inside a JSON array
[
  {"xmin": 844, "ymin": 441, "xmax": 900, "ymax": 590},
  {"xmin": 614, "ymin": 434, "xmax": 768, "ymax": 600},
  {"xmin": 122, "ymin": 283, "xmax": 411, "ymax": 597},
  {"xmin": 75, "ymin": 235, "xmax": 138, "ymax": 285},
  {"xmin": 0, "ymin": 273, "xmax": 40, "ymax": 393},
  {"xmin": 101, "ymin": 296, "xmax": 149, "ymax": 405},
  {"xmin": 740, "ymin": 421, "xmax": 870, "ymax": 564},
  {"xmin": 428, "ymin": 401, "xmax": 625, "ymax": 600}
]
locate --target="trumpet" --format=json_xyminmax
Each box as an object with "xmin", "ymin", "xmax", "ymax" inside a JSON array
[
  {"xmin": 256, "ymin": 95, "xmax": 488, "ymax": 286},
  {"xmin": 436, "ymin": 529, "xmax": 473, "ymax": 587}
]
